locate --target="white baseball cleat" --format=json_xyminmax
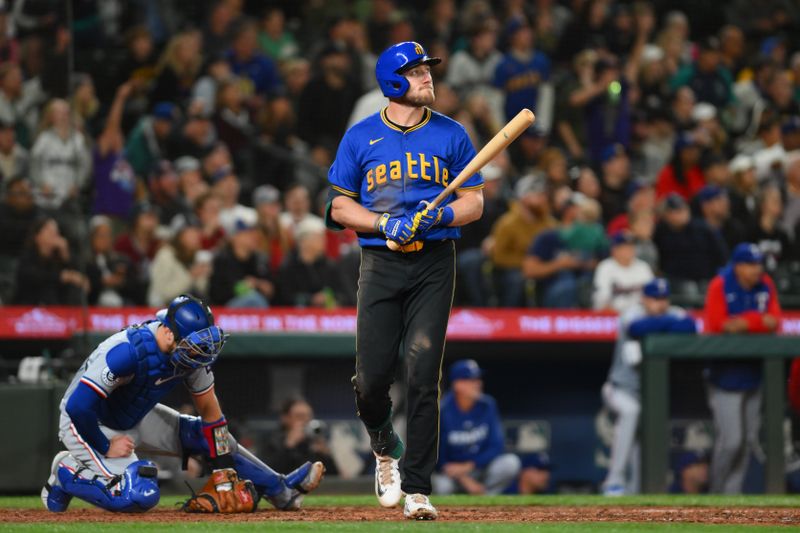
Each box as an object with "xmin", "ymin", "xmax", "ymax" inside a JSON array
[
  {"xmin": 374, "ymin": 452, "xmax": 402, "ymax": 508},
  {"xmin": 41, "ymin": 451, "xmax": 72, "ymax": 512},
  {"xmin": 403, "ymin": 493, "xmax": 438, "ymax": 520}
]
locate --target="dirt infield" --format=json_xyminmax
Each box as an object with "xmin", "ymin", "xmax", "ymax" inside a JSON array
[{"xmin": 6, "ymin": 505, "xmax": 800, "ymax": 525}]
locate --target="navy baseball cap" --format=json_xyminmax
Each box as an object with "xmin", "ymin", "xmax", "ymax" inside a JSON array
[
  {"xmin": 782, "ymin": 116, "xmax": 800, "ymax": 134},
  {"xmin": 675, "ymin": 450, "xmax": 708, "ymax": 471},
  {"xmin": 696, "ymin": 185, "xmax": 725, "ymax": 204},
  {"xmin": 610, "ymin": 231, "xmax": 634, "ymax": 247},
  {"xmin": 643, "ymin": 278, "xmax": 670, "ymax": 299},
  {"xmin": 153, "ymin": 102, "xmax": 177, "ymax": 121},
  {"xmin": 731, "ymin": 243, "xmax": 764, "ymax": 264},
  {"xmin": 625, "ymin": 178, "xmax": 651, "ymax": 200},
  {"xmin": 674, "ymin": 132, "xmax": 697, "ymax": 151},
  {"xmin": 527, "ymin": 451, "xmax": 552, "ymax": 470},
  {"xmin": 663, "ymin": 192, "xmax": 688, "ymax": 211},
  {"xmin": 601, "ymin": 144, "xmax": 626, "ymax": 163},
  {"xmin": 449, "ymin": 359, "xmax": 482, "ymax": 382}
]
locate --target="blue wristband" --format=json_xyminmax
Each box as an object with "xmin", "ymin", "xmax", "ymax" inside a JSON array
[{"xmin": 438, "ymin": 206, "xmax": 455, "ymax": 227}]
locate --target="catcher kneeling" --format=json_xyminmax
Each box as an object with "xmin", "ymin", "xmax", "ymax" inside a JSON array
[{"xmin": 41, "ymin": 295, "xmax": 324, "ymax": 514}]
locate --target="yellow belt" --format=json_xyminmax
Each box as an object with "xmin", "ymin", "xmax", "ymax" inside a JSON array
[{"xmin": 398, "ymin": 241, "xmax": 424, "ymax": 253}]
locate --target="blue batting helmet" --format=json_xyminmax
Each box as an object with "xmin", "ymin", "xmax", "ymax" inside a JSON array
[
  {"xmin": 157, "ymin": 295, "xmax": 227, "ymax": 369},
  {"xmin": 375, "ymin": 41, "xmax": 441, "ymax": 98}
]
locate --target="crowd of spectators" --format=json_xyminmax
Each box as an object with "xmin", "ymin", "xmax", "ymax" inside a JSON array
[{"xmin": 1, "ymin": 0, "xmax": 800, "ymax": 311}]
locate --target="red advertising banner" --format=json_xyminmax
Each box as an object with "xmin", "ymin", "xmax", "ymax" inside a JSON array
[{"xmin": 0, "ymin": 306, "xmax": 799, "ymax": 341}]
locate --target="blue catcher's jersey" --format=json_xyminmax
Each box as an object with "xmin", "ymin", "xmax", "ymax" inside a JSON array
[
  {"xmin": 61, "ymin": 321, "xmax": 214, "ymax": 430},
  {"xmin": 328, "ymin": 107, "xmax": 484, "ymax": 247}
]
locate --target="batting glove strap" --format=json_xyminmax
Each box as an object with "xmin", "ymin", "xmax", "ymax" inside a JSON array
[{"xmin": 378, "ymin": 212, "xmax": 417, "ymax": 244}]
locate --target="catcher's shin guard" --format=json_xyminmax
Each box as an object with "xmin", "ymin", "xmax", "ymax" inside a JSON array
[
  {"xmin": 57, "ymin": 460, "xmax": 159, "ymax": 512},
  {"xmin": 178, "ymin": 414, "xmax": 286, "ymax": 499},
  {"xmin": 233, "ymin": 445, "xmax": 287, "ymax": 498}
]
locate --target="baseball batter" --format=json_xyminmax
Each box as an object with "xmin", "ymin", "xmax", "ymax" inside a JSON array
[
  {"xmin": 41, "ymin": 295, "xmax": 324, "ymax": 514},
  {"xmin": 326, "ymin": 41, "xmax": 484, "ymax": 520}
]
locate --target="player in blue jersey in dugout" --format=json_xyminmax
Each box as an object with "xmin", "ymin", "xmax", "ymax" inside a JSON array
[{"xmin": 326, "ymin": 41, "xmax": 485, "ymax": 520}]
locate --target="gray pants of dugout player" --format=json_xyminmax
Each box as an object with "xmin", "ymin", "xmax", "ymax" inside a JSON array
[
  {"xmin": 602, "ymin": 382, "xmax": 641, "ymax": 493},
  {"xmin": 707, "ymin": 384, "xmax": 762, "ymax": 494},
  {"xmin": 431, "ymin": 453, "xmax": 522, "ymax": 495}
]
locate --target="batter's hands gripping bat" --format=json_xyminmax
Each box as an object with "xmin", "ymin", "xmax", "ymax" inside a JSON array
[{"xmin": 387, "ymin": 108, "xmax": 535, "ymax": 251}]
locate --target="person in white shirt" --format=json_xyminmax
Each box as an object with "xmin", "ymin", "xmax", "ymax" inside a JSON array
[
  {"xmin": 593, "ymin": 231, "xmax": 654, "ymax": 313},
  {"xmin": 212, "ymin": 169, "xmax": 257, "ymax": 236},
  {"xmin": 279, "ymin": 182, "xmax": 323, "ymax": 242}
]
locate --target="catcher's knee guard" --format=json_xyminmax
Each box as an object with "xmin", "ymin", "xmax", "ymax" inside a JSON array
[
  {"xmin": 178, "ymin": 414, "xmax": 211, "ymax": 455},
  {"xmin": 58, "ymin": 460, "xmax": 159, "ymax": 513}
]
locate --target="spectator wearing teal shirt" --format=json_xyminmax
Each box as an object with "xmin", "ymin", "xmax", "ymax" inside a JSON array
[{"xmin": 670, "ymin": 37, "xmax": 733, "ymax": 109}]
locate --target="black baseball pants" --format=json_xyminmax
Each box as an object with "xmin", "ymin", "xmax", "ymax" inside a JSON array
[{"xmin": 353, "ymin": 240, "xmax": 455, "ymax": 495}]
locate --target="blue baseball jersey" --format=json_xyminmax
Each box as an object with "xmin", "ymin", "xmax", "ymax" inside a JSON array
[
  {"xmin": 493, "ymin": 51, "xmax": 550, "ymax": 121},
  {"xmin": 328, "ymin": 107, "xmax": 484, "ymax": 247},
  {"xmin": 437, "ymin": 391, "xmax": 505, "ymax": 469}
]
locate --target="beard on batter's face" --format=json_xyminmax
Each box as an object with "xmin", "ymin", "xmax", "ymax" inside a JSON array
[{"xmin": 398, "ymin": 84, "xmax": 435, "ymax": 106}]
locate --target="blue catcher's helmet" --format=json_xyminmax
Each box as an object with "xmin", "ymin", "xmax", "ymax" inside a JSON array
[
  {"xmin": 156, "ymin": 295, "xmax": 227, "ymax": 370},
  {"xmin": 375, "ymin": 41, "xmax": 441, "ymax": 98}
]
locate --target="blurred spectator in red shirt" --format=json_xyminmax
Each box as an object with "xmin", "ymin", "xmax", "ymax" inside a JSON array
[{"xmin": 655, "ymin": 132, "xmax": 705, "ymax": 200}]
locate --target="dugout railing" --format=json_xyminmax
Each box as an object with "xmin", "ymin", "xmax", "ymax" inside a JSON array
[{"xmin": 642, "ymin": 334, "xmax": 799, "ymax": 494}]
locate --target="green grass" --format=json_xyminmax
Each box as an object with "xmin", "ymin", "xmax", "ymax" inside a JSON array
[{"xmin": 4, "ymin": 493, "xmax": 800, "ymax": 509}]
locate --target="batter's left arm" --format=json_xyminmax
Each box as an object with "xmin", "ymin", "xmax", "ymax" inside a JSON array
[{"xmin": 445, "ymin": 189, "xmax": 484, "ymax": 227}]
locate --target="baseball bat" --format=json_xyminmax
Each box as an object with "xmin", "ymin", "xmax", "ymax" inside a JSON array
[{"xmin": 387, "ymin": 107, "xmax": 535, "ymax": 251}]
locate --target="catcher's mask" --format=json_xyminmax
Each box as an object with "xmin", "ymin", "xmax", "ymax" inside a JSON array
[{"xmin": 156, "ymin": 295, "xmax": 228, "ymax": 370}]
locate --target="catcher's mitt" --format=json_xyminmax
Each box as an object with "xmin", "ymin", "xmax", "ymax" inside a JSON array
[{"xmin": 182, "ymin": 468, "xmax": 258, "ymax": 513}]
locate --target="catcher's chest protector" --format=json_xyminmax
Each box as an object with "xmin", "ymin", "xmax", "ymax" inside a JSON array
[{"xmin": 99, "ymin": 325, "xmax": 185, "ymax": 430}]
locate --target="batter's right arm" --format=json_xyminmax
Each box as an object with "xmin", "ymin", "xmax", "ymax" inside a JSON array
[{"xmin": 330, "ymin": 196, "xmax": 382, "ymax": 233}]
